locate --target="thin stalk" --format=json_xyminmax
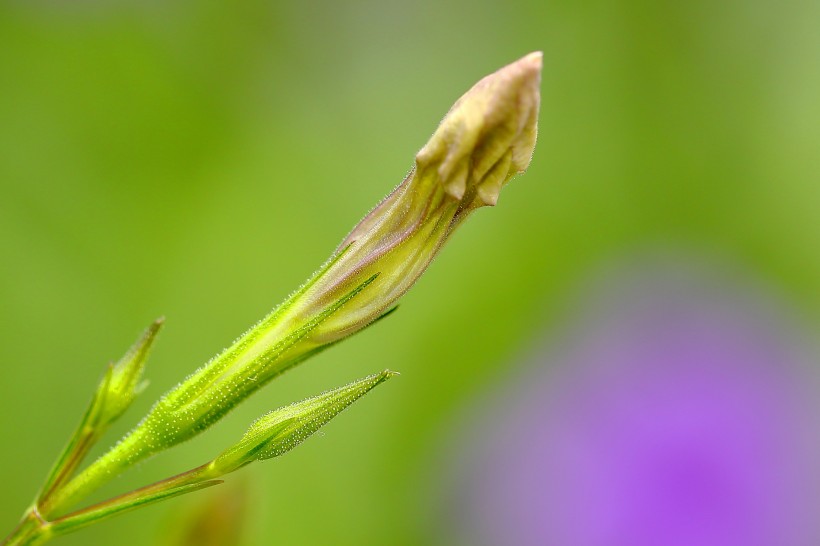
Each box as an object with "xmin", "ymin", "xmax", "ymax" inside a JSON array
[
  {"xmin": 1, "ymin": 507, "xmax": 49, "ymax": 546},
  {"xmin": 3, "ymin": 465, "xmax": 221, "ymax": 546}
]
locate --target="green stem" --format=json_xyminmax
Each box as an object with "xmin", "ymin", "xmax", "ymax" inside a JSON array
[
  {"xmin": 37, "ymin": 427, "xmax": 97, "ymax": 507},
  {"xmin": 42, "ymin": 273, "xmax": 380, "ymax": 518},
  {"xmin": 38, "ymin": 425, "xmax": 149, "ymax": 517},
  {"xmin": 3, "ymin": 465, "xmax": 222, "ymax": 546},
  {"xmin": 36, "ymin": 367, "xmax": 114, "ymax": 507},
  {"xmin": 2, "ymin": 508, "xmax": 51, "ymax": 546},
  {"xmin": 47, "ymin": 464, "xmax": 221, "ymax": 538}
]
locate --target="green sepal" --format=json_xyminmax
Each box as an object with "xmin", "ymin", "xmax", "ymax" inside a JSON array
[{"xmin": 105, "ymin": 317, "xmax": 164, "ymax": 423}]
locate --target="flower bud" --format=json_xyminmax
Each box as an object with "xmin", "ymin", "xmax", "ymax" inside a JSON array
[
  {"xmin": 50, "ymin": 55, "xmax": 540, "ymax": 513},
  {"xmin": 140, "ymin": 51, "xmax": 541, "ymax": 448},
  {"xmin": 209, "ymin": 370, "xmax": 396, "ymax": 476},
  {"xmin": 283, "ymin": 51, "xmax": 542, "ymax": 345}
]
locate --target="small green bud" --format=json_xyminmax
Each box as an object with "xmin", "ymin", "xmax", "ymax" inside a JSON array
[
  {"xmin": 209, "ymin": 370, "xmax": 397, "ymax": 476},
  {"xmin": 37, "ymin": 319, "xmax": 163, "ymax": 505}
]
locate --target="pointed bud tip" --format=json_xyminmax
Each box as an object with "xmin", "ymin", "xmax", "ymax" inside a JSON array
[
  {"xmin": 520, "ymin": 51, "xmax": 543, "ymax": 74},
  {"xmin": 147, "ymin": 316, "xmax": 165, "ymax": 334},
  {"xmin": 494, "ymin": 51, "xmax": 542, "ymax": 92},
  {"xmin": 415, "ymin": 52, "xmax": 542, "ymax": 209},
  {"xmin": 102, "ymin": 319, "xmax": 165, "ymax": 425}
]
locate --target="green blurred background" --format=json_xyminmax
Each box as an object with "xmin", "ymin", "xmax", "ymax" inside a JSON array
[{"xmin": 1, "ymin": 0, "xmax": 818, "ymax": 544}]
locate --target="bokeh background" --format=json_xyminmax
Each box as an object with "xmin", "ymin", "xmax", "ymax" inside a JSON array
[{"xmin": 1, "ymin": 1, "xmax": 819, "ymax": 545}]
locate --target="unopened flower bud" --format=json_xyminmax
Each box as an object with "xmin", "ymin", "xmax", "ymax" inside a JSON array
[
  {"xmin": 51, "ymin": 55, "xmax": 541, "ymax": 513},
  {"xmin": 274, "ymin": 51, "xmax": 542, "ymax": 345},
  {"xmin": 209, "ymin": 370, "xmax": 396, "ymax": 476}
]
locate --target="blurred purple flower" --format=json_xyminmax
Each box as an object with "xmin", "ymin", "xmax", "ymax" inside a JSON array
[{"xmin": 446, "ymin": 258, "xmax": 820, "ymax": 546}]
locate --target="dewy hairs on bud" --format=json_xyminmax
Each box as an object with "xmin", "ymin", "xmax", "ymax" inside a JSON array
[{"xmin": 2, "ymin": 52, "xmax": 542, "ymax": 546}]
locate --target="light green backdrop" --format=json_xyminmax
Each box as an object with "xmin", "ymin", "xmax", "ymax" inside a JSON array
[{"xmin": 1, "ymin": 1, "xmax": 818, "ymax": 545}]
